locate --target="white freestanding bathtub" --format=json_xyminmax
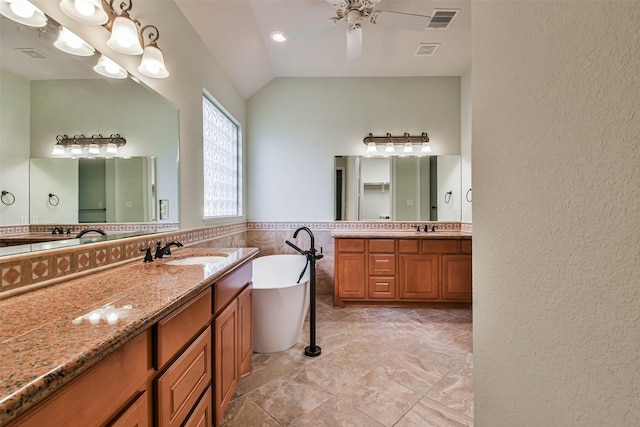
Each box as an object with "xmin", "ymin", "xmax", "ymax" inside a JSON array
[{"xmin": 252, "ymin": 254, "xmax": 310, "ymax": 353}]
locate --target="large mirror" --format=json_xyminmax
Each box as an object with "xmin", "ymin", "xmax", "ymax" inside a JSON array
[
  {"xmin": 0, "ymin": 12, "xmax": 179, "ymax": 248},
  {"xmin": 335, "ymin": 155, "xmax": 461, "ymax": 222}
]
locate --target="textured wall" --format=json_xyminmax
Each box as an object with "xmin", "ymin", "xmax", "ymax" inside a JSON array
[{"xmin": 473, "ymin": 2, "xmax": 640, "ymax": 425}]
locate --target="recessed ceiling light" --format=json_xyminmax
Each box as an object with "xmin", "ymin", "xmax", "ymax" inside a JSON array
[{"xmin": 270, "ymin": 31, "xmax": 286, "ymax": 42}]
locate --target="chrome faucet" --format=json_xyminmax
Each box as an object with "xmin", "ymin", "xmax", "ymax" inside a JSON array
[
  {"xmin": 154, "ymin": 240, "xmax": 183, "ymax": 259},
  {"xmin": 75, "ymin": 228, "xmax": 107, "ymax": 238}
]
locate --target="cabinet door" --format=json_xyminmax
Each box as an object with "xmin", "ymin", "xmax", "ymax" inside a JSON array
[
  {"xmin": 237, "ymin": 286, "xmax": 253, "ymax": 378},
  {"xmin": 182, "ymin": 387, "xmax": 213, "ymax": 427},
  {"xmin": 214, "ymin": 300, "xmax": 238, "ymax": 425},
  {"xmin": 398, "ymin": 254, "xmax": 439, "ymax": 300},
  {"xmin": 336, "ymin": 253, "xmax": 366, "ymax": 299},
  {"xmin": 442, "ymin": 255, "xmax": 472, "ymax": 301}
]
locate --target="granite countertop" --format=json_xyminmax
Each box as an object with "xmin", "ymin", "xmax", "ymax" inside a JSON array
[
  {"xmin": 331, "ymin": 230, "xmax": 472, "ymax": 239},
  {"xmin": 0, "ymin": 247, "xmax": 258, "ymax": 425}
]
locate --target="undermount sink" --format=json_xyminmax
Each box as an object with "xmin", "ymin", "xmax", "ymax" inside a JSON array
[{"xmin": 165, "ymin": 255, "xmax": 229, "ymax": 266}]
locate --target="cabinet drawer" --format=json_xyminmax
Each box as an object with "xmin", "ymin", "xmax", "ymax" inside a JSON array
[
  {"xmin": 368, "ymin": 277, "xmax": 396, "ymax": 299},
  {"xmin": 13, "ymin": 332, "xmax": 149, "ymax": 427},
  {"xmin": 421, "ymin": 239, "xmax": 459, "ymax": 254},
  {"xmin": 337, "ymin": 239, "xmax": 365, "ymax": 252},
  {"xmin": 461, "ymin": 239, "xmax": 472, "ymax": 254},
  {"xmin": 182, "ymin": 386, "xmax": 213, "ymax": 427},
  {"xmin": 109, "ymin": 391, "xmax": 149, "ymax": 427},
  {"xmin": 156, "ymin": 288, "xmax": 212, "ymax": 369},
  {"xmin": 157, "ymin": 327, "xmax": 212, "ymax": 427},
  {"xmin": 369, "ymin": 254, "xmax": 395, "ymax": 275},
  {"xmin": 368, "ymin": 239, "xmax": 394, "ymax": 253},
  {"xmin": 214, "ymin": 261, "xmax": 252, "ymax": 315},
  {"xmin": 398, "ymin": 239, "xmax": 419, "ymax": 253}
]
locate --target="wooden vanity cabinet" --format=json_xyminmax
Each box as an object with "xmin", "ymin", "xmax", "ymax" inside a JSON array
[
  {"xmin": 9, "ymin": 331, "xmax": 151, "ymax": 427},
  {"xmin": 8, "ymin": 259, "xmax": 255, "ymax": 427},
  {"xmin": 212, "ymin": 262, "xmax": 253, "ymax": 425},
  {"xmin": 334, "ymin": 236, "xmax": 472, "ymax": 306}
]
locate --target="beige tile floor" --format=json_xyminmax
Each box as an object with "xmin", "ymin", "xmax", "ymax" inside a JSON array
[{"xmin": 221, "ymin": 295, "xmax": 473, "ymax": 427}]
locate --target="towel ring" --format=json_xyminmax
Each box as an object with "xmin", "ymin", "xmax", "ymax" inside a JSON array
[
  {"xmin": 1, "ymin": 190, "xmax": 15, "ymax": 206},
  {"xmin": 48, "ymin": 193, "xmax": 60, "ymax": 206},
  {"xmin": 466, "ymin": 188, "xmax": 472, "ymax": 202},
  {"xmin": 444, "ymin": 191, "xmax": 452, "ymax": 204}
]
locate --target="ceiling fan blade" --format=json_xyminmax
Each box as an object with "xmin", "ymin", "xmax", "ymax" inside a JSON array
[
  {"xmin": 346, "ymin": 26, "xmax": 362, "ymax": 60},
  {"xmin": 283, "ymin": 19, "xmax": 337, "ymax": 41},
  {"xmin": 375, "ymin": 10, "xmax": 431, "ymax": 31}
]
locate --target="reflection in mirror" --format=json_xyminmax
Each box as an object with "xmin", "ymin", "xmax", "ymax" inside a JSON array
[
  {"xmin": 335, "ymin": 155, "xmax": 461, "ymax": 222},
  {"xmin": 30, "ymin": 157, "xmax": 156, "ymax": 224},
  {"xmin": 0, "ymin": 11, "xmax": 179, "ymax": 238}
]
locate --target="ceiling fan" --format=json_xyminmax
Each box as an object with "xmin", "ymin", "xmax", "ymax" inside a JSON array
[{"xmin": 279, "ymin": 0, "xmax": 432, "ymax": 60}]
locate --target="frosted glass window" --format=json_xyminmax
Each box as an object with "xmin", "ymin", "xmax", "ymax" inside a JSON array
[{"xmin": 203, "ymin": 93, "xmax": 241, "ymax": 218}]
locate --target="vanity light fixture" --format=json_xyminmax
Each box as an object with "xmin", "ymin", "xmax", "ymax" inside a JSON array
[
  {"xmin": 0, "ymin": 0, "xmax": 47, "ymax": 27},
  {"xmin": 54, "ymin": 26, "xmax": 95, "ymax": 56},
  {"xmin": 137, "ymin": 25, "xmax": 169, "ymax": 78},
  {"xmin": 93, "ymin": 54, "xmax": 127, "ymax": 78},
  {"xmin": 52, "ymin": 134, "xmax": 127, "ymax": 157},
  {"xmin": 58, "ymin": 0, "xmax": 169, "ymax": 79},
  {"xmin": 363, "ymin": 132, "xmax": 431, "ymax": 156},
  {"xmin": 59, "ymin": 0, "xmax": 108, "ymax": 25}
]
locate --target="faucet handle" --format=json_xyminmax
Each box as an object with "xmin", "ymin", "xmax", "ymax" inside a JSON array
[
  {"xmin": 141, "ymin": 247, "xmax": 154, "ymax": 263},
  {"xmin": 415, "ymin": 224, "xmax": 421, "ymax": 232}
]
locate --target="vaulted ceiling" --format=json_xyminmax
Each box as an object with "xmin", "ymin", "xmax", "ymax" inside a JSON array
[{"xmin": 176, "ymin": 0, "xmax": 471, "ymax": 98}]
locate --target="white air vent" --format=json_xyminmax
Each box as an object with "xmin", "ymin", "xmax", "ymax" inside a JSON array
[
  {"xmin": 15, "ymin": 48, "xmax": 47, "ymax": 59},
  {"xmin": 427, "ymin": 9, "xmax": 460, "ymax": 29},
  {"xmin": 415, "ymin": 43, "xmax": 440, "ymax": 56}
]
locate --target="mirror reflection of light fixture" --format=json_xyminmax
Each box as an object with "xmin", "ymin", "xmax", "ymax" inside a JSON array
[
  {"xmin": 137, "ymin": 25, "xmax": 169, "ymax": 78},
  {"xmin": 363, "ymin": 132, "xmax": 432, "ymax": 156},
  {"xmin": 403, "ymin": 133, "xmax": 413, "ymax": 153},
  {"xmin": 385, "ymin": 133, "xmax": 395, "ymax": 153},
  {"xmin": 93, "ymin": 54, "xmax": 127, "ymax": 79},
  {"xmin": 59, "ymin": 0, "xmax": 108, "ymax": 25},
  {"xmin": 0, "ymin": 0, "xmax": 47, "ymax": 27},
  {"xmin": 105, "ymin": 0, "xmax": 143, "ymax": 55},
  {"xmin": 52, "ymin": 134, "xmax": 127, "ymax": 157},
  {"xmin": 54, "ymin": 26, "xmax": 95, "ymax": 56}
]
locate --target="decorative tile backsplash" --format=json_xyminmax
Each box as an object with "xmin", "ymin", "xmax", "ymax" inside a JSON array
[
  {"xmin": 0, "ymin": 222, "xmax": 246, "ymax": 298},
  {"xmin": 0, "ymin": 220, "xmax": 471, "ymax": 298}
]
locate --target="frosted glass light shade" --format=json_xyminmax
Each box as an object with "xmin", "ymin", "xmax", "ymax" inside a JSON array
[
  {"xmin": 93, "ymin": 54, "xmax": 127, "ymax": 79},
  {"xmin": 366, "ymin": 142, "xmax": 377, "ymax": 153},
  {"xmin": 51, "ymin": 144, "xmax": 66, "ymax": 155},
  {"xmin": 54, "ymin": 27, "xmax": 95, "ymax": 56},
  {"xmin": 403, "ymin": 142, "xmax": 413, "ymax": 153},
  {"xmin": 88, "ymin": 143, "xmax": 100, "ymax": 154},
  {"xmin": 105, "ymin": 143, "xmax": 118, "ymax": 155},
  {"xmin": 70, "ymin": 144, "xmax": 83, "ymax": 155},
  {"xmin": 59, "ymin": 0, "xmax": 108, "ymax": 25},
  {"xmin": 138, "ymin": 44, "xmax": 169, "ymax": 78},
  {"xmin": 385, "ymin": 142, "xmax": 395, "ymax": 153},
  {"xmin": 0, "ymin": 0, "xmax": 47, "ymax": 27},
  {"xmin": 421, "ymin": 142, "xmax": 432, "ymax": 153},
  {"xmin": 107, "ymin": 15, "xmax": 143, "ymax": 55}
]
